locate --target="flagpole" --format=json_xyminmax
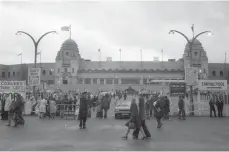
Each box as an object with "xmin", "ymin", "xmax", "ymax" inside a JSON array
[
  {"xmin": 161, "ymin": 49, "xmax": 163, "ymax": 62},
  {"xmin": 69, "ymin": 25, "xmax": 71, "ymax": 39},
  {"xmin": 119, "ymin": 49, "xmax": 121, "ymax": 61},
  {"xmin": 21, "ymin": 53, "xmax": 23, "ymax": 65}
]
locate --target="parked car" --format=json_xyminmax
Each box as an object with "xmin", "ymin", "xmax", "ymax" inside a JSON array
[{"xmin": 114, "ymin": 100, "xmax": 131, "ymax": 119}]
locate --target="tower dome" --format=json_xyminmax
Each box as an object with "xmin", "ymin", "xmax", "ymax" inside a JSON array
[{"xmin": 60, "ymin": 39, "xmax": 79, "ymax": 53}]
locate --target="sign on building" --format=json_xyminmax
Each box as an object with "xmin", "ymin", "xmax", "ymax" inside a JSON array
[
  {"xmin": 28, "ymin": 68, "xmax": 41, "ymax": 86},
  {"xmin": 169, "ymin": 82, "xmax": 186, "ymax": 96},
  {"xmin": 185, "ymin": 67, "xmax": 198, "ymax": 86},
  {"xmin": 198, "ymin": 80, "xmax": 228, "ymax": 91},
  {"xmin": 0, "ymin": 81, "xmax": 26, "ymax": 99}
]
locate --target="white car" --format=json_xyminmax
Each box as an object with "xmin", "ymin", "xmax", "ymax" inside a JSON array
[{"xmin": 114, "ymin": 100, "xmax": 131, "ymax": 119}]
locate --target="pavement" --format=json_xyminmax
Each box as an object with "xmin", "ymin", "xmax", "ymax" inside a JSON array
[{"xmin": 0, "ymin": 98, "xmax": 229, "ymax": 150}]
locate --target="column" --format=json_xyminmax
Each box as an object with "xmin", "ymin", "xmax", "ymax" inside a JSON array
[
  {"xmin": 97, "ymin": 78, "xmax": 100, "ymax": 84},
  {"xmin": 82, "ymin": 78, "xmax": 85, "ymax": 84},
  {"xmin": 118, "ymin": 78, "xmax": 122, "ymax": 84},
  {"xmin": 104, "ymin": 78, "xmax": 107, "ymax": 84}
]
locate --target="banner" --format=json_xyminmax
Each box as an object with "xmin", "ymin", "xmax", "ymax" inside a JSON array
[
  {"xmin": 28, "ymin": 68, "xmax": 41, "ymax": 86},
  {"xmin": 0, "ymin": 81, "xmax": 26, "ymax": 99},
  {"xmin": 169, "ymin": 82, "xmax": 186, "ymax": 96},
  {"xmin": 198, "ymin": 80, "xmax": 228, "ymax": 91},
  {"xmin": 185, "ymin": 67, "xmax": 198, "ymax": 86}
]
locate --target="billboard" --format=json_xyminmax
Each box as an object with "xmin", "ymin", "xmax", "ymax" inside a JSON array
[
  {"xmin": 198, "ymin": 80, "xmax": 228, "ymax": 91},
  {"xmin": 28, "ymin": 68, "xmax": 41, "ymax": 86},
  {"xmin": 185, "ymin": 67, "xmax": 198, "ymax": 86},
  {"xmin": 169, "ymin": 82, "xmax": 186, "ymax": 96},
  {"xmin": 0, "ymin": 81, "xmax": 26, "ymax": 100}
]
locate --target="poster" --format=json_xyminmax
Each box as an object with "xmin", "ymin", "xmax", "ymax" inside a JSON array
[
  {"xmin": 198, "ymin": 80, "xmax": 227, "ymax": 91},
  {"xmin": 0, "ymin": 81, "xmax": 26, "ymax": 100},
  {"xmin": 28, "ymin": 68, "xmax": 41, "ymax": 86},
  {"xmin": 185, "ymin": 67, "xmax": 198, "ymax": 86},
  {"xmin": 169, "ymin": 82, "xmax": 186, "ymax": 96}
]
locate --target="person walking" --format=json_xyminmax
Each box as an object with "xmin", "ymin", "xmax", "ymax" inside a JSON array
[
  {"xmin": 133, "ymin": 94, "xmax": 151, "ymax": 139},
  {"xmin": 164, "ymin": 96, "xmax": 170, "ymax": 120},
  {"xmin": 4, "ymin": 94, "xmax": 13, "ymax": 121},
  {"xmin": 209, "ymin": 94, "xmax": 216, "ymax": 118},
  {"xmin": 78, "ymin": 92, "xmax": 88, "ymax": 129},
  {"xmin": 153, "ymin": 96, "xmax": 164, "ymax": 128},
  {"xmin": 178, "ymin": 96, "xmax": 186, "ymax": 120},
  {"xmin": 39, "ymin": 96, "xmax": 47, "ymax": 119},
  {"xmin": 216, "ymin": 96, "xmax": 224, "ymax": 118},
  {"xmin": 101, "ymin": 94, "xmax": 109, "ymax": 119}
]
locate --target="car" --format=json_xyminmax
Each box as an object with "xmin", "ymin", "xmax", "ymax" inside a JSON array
[{"xmin": 114, "ymin": 100, "xmax": 131, "ymax": 119}]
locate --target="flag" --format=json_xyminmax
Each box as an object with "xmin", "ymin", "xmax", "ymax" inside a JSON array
[
  {"xmin": 98, "ymin": 49, "xmax": 100, "ymax": 52},
  {"xmin": 191, "ymin": 24, "xmax": 194, "ymax": 33},
  {"xmin": 119, "ymin": 49, "xmax": 121, "ymax": 52},
  {"xmin": 18, "ymin": 53, "xmax": 22, "ymax": 56},
  {"xmin": 61, "ymin": 26, "xmax": 70, "ymax": 31}
]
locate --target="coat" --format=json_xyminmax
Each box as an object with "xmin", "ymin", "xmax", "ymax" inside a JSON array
[
  {"xmin": 4, "ymin": 96, "xmax": 12, "ymax": 112},
  {"xmin": 130, "ymin": 102, "xmax": 141, "ymax": 129},
  {"xmin": 164, "ymin": 98, "xmax": 170, "ymax": 113},
  {"xmin": 138, "ymin": 97, "xmax": 146, "ymax": 121},
  {"xmin": 154, "ymin": 100, "xmax": 163, "ymax": 118},
  {"xmin": 101, "ymin": 96, "xmax": 109, "ymax": 110},
  {"xmin": 78, "ymin": 97, "xmax": 88, "ymax": 119},
  {"xmin": 178, "ymin": 99, "xmax": 185, "ymax": 109},
  {"xmin": 49, "ymin": 100, "xmax": 57, "ymax": 114}
]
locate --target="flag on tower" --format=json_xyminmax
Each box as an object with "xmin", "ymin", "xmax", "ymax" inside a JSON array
[
  {"xmin": 61, "ymin": 26, "xmax": 71, "ymax": 31},
  {"xmin": 18, "ymin": 53, "xmax": 22, "ymax": 56},
  {"xmin": 98, "ymin": 49, "xmax": 100, "ymax": 52},
  {"xmin": 191, "ymin": 24, "xmax": 194, "ymax": 33}
]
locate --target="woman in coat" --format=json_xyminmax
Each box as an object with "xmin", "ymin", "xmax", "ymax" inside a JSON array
[
  {"xmin": 154, "ymin": 96, "xmax": 164, "ymax": 128},
  {"xmin": 122, "ymin": 97, "xmax": 143, "ymax": 139},
  {"xmin": 49, "ymin": 99, "xmax": 57, "ymax": 118},
  {"xmin": 78, "ymin": 92, "xmax": 88, "ymax": 129},
  {"xmin": 39, "ymin": 96, "xmax": 47, "ymax": 119}
]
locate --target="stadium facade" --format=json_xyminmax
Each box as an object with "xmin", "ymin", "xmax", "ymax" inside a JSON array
[{"xmin": 0, "ymin": 39, "xmax": 228, "ymax": 93}]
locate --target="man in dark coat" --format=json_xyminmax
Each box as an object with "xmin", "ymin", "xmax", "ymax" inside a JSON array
[
  {"xmin": 164, "ymin": 96, "xmax": 170, "ymax": 120},
  {"xmin": 78, "ymin": 92, "xmax": 88, "ymax": 129},
  {"xmin": 216, "ymin": 96, "xmax": 224, "ymax": 118},
  {"xmin": 209, "ymin": 94, "xmax": 216, "ymax": 117},
  {"xmin": 101, "ymin": 94, "xmax": 109, "ymax": 118},
  {"xmin": 178, "ymin": 95, "xmax": 186, "ymax": 120}
]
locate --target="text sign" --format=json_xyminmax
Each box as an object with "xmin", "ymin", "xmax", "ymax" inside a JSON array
[
  {"xmin": 169, "ymin": 82, "xmax": 186, "ymax": 96},
  {"xmin": 0, "ymin": 81, "xmax": 26, "ymax": 99},
  {"xmin": 28, "ymin": 68, "xmax": 41, "ymax": 86},
  {"xmin": 198, "ymin": 80, "xmax": 228, "ymax": 91},
  {"xmin": 185, "ymin": 67, "xmax": 198, "ymax": 86}
]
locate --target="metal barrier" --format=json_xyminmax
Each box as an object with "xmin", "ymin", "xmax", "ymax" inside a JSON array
[{"xmin": 56, "ymin": 104, "xmax": 79, "ymax": 120}]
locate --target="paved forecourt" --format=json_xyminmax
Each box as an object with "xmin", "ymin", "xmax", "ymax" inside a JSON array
[{"xmin": 0, "ymin": 114, "xmax": 229, "ymax": 151}]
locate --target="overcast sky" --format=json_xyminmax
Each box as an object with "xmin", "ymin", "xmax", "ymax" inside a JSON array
[{"xmin": 0, "ymin": 1, "xmax": 229, "ymax": 65}]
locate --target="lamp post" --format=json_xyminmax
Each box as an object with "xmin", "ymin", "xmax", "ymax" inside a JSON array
[
  {"xmin": 16, "ymin": 31, "xmax": 57, "ymax": 98},
  {"xmin": 169, "ymin": 29, "xmax": 212, "ymax": 116}
]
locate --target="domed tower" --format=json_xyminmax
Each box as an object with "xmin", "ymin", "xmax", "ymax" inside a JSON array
[
  {"xmin": 183, "ymin": 39, "xmax": 208, "ymax": 79},
  {"xmin": 55, "ymin": 39, "xmax": 81, "ymax": 85}
]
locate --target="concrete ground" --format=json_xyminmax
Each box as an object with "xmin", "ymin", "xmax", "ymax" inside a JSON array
[
  {"xmin": 0, "ymin": 97, "xmax": 229, "ymax": 151},
  {"xmin": 0, "ymin": 115, "xmax": 229, "ymax": 150}
]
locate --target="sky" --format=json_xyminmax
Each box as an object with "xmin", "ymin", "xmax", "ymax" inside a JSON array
[{"xmin": 0, "ymin": 1, "xmax": 229, "ymax": 65}]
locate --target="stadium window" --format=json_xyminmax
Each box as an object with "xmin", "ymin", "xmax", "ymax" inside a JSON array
[
  {"xmin": 43, "ymin": 70, "xmax": 46, "ymax": 75},
  {"xmin": 8, "ymin": 72, "xmax": 10, "ymax": 77},
  {"xmin": 13, "ymin": 72, "xmax": 15, "ymax": 76},
  {"xmin": 212, "ymin": 71, "xmax": 216, "ymax": 76},
  {"xmin": 220, "ymin": 71, "xmax": 224, "ymax": 76},
  {"xmin": 2, "ymin": 72, "xmax": 5, "ymax": 78}
]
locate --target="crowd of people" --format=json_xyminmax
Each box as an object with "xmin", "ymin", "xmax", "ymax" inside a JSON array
[{"xmin": 0, "ymin": 89, "xmax": 227, "ymax": 136}]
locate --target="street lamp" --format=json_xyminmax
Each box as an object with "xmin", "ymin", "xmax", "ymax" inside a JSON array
[
  {"xmin": 16, "ymin": 30, "xmax": 57, "ymax": 98},
  {"xmin": 169, "ymin": 29, "xmax": 212, "ymax": 116}
]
